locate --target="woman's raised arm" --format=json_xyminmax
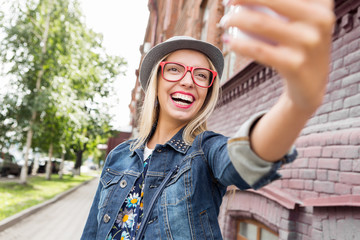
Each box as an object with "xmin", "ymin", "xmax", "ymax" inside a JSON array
[{"xmin": 221, "ymin": 0, "xmax": 336, "ymax": 161}]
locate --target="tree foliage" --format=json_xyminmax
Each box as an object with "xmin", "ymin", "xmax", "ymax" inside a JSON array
[{"xmin": 0, "ymin": 0, "xmax": 126, "ymax": 182}]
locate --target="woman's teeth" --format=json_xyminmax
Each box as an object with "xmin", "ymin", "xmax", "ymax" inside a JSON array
[{"xmin": 171, "ymin": 93, "xmax": 194, "ymax": 105}]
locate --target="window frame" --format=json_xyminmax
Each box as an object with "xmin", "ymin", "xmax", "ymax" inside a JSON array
[
  {"xmin": 200, "ymin": 0, "xmax": 209, "ymax": 41},
  {"xmin": 236, "ymin": 219, "xmax": 278, "ymax": 240},
  {"xmin": 221, "ymin": 5, "xmax": 253, "ymax": 85}
]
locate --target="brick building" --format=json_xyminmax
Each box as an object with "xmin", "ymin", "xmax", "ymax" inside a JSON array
[
  {"xmin": 130, "ymin": 0, "xmax": 360, "ymax": 239},
  {"xmin": 106, "ymin": 131, "xmax": 132, "ymax": 156}
]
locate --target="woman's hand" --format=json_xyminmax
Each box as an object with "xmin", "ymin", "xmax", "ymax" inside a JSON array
[
  {"xmin": 220, "ymin": 0, "xmax": 336, "ymax": 162},
  {"xmin": 221, "ymin": 0, "xmax": 336, "ymax": 115}
]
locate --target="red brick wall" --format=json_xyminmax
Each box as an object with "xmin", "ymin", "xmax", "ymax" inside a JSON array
[
  {"xmin": 208, "ymin": 68, "xmax": 282, "ymax": 136},
  {"xmin": 208, "ymin": 4, "xmax": 360, "ymax": 202},
  {"xmin": 209, "ymin": 2, "xmax": 360, "ymax": 240},
  {"xmin": 312, "ymin": 206, "xmax": 360, "ymax": 240},
  {"xmin": 278, "ymin": 8, "xmax": 360, "ymax": 199}
]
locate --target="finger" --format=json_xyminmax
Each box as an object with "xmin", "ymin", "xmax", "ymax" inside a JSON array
[
  {"xmin": 227, "ymin": 0, "xmax": 333, "ymax": 9},
  {"xmin": 223, "ymin": 8, "xmax": 322, "ymax": 49},
  {"xmin": 306, "ymin": 0, "xmax": 334, "ymax": 9},
  {"xmin": 223, "ymin": 34, "xmax": 305, "ymax": 72},
  {"xmin": 226, "ymin": 0, "xmax": 335, "ymax": 30}
]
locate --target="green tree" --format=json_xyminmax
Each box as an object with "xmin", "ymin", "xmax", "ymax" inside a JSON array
[
  {"xmin": 0, "ymin": 0, "xmax": 126, "ymax": 182},
  {"xmin": 0, "ymin": 94, "xmax": 19, "ymax": 151},
  {"xmin": 71, "ymin": 106, "xmax": 113, "ymax": 175},
  {"xmin": 0, "ymin": 0, "xmax": 57, "ymax": 184},
  {"xmin": 31, "ymin": 77, "xmax": 74, "ymax": 179}
]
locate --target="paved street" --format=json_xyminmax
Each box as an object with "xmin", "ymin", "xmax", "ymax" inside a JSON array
[{"xmin": 0, "ymin": 177, "xmax": 99, "ymax": 240}]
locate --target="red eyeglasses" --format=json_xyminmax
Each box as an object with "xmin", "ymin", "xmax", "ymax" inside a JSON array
[{"xmin": 159, "ymin": 61, "xmax": 217, "ymax": 88}]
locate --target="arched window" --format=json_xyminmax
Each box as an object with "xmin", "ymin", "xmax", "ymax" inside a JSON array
[{"xmin": 237, "ymin": 219, "xmax": 278, "ymax": 240}]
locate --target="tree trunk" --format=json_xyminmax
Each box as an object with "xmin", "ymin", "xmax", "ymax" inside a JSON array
[
  {"xmin": 59, "ymin": 151, "xmax": 65, "ymax": 179},
  {"xmin": 46, "ymin": 143, "xmax": 53, "ymax": 180},
  {"xmin": 19, "ymin": 3, "xmax": 51, "ymax": 184},
  {"xmin": 73, "ymin": 149, "xmax": 83, "ymax": 176},
  {"xmin": 20, "ymin": 123, "xmax": 34, "ymax": 184},
  {"xmin": 72, "ymin": 168, "xmax": 80, "ymax": 176},
  {"xmin": 32, "ymin": 156, "xmax": 39, "ymax": 175}
]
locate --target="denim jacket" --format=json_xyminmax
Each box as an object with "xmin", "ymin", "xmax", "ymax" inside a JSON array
[{"xmin": 81, "ymin": 113, "xmax": 297, "ymax": 240}]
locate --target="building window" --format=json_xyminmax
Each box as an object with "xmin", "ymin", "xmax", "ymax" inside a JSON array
[
  {"xmin": 237, "ymin": 219, "xmax": 278, "ymax": 240},
  {"xmin": 221, "ymin": 5, "xmax": 235, "ymax": 83},
  {"xmin": 200, "ymin": 0, "xmax": 209, "ymax": 41},
  {"xmin": 221, "ymin": 5, "xmax": 252, "ymax": 84},
  {"xmin": 223, "ymin": 48, "xmax": 236, "ymax": 83}
]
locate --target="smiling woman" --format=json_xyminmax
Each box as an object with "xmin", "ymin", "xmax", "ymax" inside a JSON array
[
  {"xmin": 80, "ymin": 0, "xmax": 335, "ymax": 239},
  {"xmin": 155, "ymin": 49, "xmax": 211, "ymax": 136}
]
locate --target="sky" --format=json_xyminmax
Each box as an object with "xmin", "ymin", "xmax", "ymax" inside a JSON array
[{"xmin": 78, "ymin": 0, "xmax": 150, "ymax": 132}]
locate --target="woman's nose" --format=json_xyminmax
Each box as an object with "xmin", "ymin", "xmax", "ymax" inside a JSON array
[{"xmin": 179, "ymin": 71, "xmax": 194, "ymax": 87}]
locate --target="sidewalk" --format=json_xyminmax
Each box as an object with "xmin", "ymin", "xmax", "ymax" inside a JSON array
[{"xmin": 0, "ymin": 177, "xmax": 99, "ymax": 240}]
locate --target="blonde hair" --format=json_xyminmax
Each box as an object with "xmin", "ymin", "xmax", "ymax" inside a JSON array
[{"xmin": 130, "ymin": 54, "xmax": 221, "ymax": 151}]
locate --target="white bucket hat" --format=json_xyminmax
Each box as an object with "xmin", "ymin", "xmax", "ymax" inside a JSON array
[{"xmin": 139, "ymin": 36, "xmax": 224, "ymax": 91}]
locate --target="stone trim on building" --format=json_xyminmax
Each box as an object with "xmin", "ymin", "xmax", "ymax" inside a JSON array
[{"xmin": 217, "ymin": 63, "xmax": 276, "ymax": 108}]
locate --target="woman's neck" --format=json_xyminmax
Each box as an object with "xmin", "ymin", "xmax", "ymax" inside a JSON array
[{"xmin": 147, "ymin": 117, "xmax": 187, "ymax": 149}]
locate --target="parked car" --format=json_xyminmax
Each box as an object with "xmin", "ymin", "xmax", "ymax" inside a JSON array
[
  {"xmin": 0, "ymin": 152, "xmax": 21, "ymax": 177},
  {"xmin": 16, "ymin": 158, "xmax": 34, "ymax": 174},
  {"xmin": 37, "ymin": 158, "xmax": 61, "ymax": 174}
]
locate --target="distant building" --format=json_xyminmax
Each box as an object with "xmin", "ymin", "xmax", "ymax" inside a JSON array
[
  {"xmin": 130, "ymin": 0, "xmax": 360, "ymax": 239},
  {"xmin": 106, "ymin": 131, "xmax": 132, "ymax": 157}
]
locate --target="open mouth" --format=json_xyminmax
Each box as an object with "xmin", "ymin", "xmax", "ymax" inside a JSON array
[{"xmin": 171, "ymin": 92, "xmax": 195, "ymax": 107}]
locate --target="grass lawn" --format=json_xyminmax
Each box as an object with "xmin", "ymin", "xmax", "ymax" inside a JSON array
[{"xmin": 0, "ymin": 174, "xmax": 94, "ymax": 221}]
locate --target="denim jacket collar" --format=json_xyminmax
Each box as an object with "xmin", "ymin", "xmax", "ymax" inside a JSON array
[
  {"xmin": 131, "ymin": 126, "xmax": 191, "ymax": 158},
  {"xmin": 165, "ymin": 127, "xmax": 190, "ymax": 154}
]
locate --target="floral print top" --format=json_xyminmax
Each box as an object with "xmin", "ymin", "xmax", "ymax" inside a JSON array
[{"xmin": 106, "ymin": 153, "xmax": 151, "ymax": 240}]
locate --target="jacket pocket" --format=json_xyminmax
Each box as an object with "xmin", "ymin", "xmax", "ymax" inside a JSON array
[
  {"xmin": 200, "ymin": 210, "xmax": 214, "ymax": 240},
  {"xmin": 98, "ymin": 170, "xmax": 123, "ymax": 209},
  {"xmin": 163, "ymin": 162, "xmax": 191, "ymax": 205}
]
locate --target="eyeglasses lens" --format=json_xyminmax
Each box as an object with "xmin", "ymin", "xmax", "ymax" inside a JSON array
[{"xmin": 163, "ymin": 63, "xmax": 213, "ymax": 87}]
